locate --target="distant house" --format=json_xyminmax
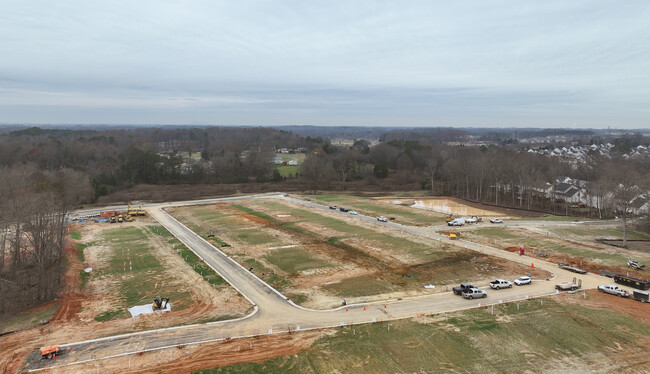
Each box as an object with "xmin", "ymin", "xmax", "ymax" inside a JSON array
[
  {"xmin": 287, "ymin": 159, "xmax": 298, "ymax": 165},
  {"xmin": 630, "ymin": 194, "xmax": 650, "ymax": 214}
]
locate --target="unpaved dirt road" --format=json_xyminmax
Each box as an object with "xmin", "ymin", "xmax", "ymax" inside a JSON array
[{"xmin": 27, "ymin": 194, "xmax": 628, "ymax": 372}]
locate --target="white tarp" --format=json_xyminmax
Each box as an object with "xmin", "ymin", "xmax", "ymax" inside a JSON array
[
  {"xmin": 128, "ymin": 303, "xmax": 171, "ymax": 317},
  {"xmin": 424, "ymin": 285, "xmax": 436, "ymax": 289}
]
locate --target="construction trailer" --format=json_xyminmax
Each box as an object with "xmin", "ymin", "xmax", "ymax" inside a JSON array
[
  {"xmin": 633, "ymin": 290, "xmax": 649, "ymax": 303},
  {"xmin": 555, "ymin": 277, "xmax": 582, "ymax": 291},
  {"xmin": 614, "ymin": 274, "xmax": 650, "ymax": 290}
]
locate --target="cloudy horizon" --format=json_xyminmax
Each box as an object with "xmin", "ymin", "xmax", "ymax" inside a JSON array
[{"xmin": 1, "ymin": 1, "xmax": 649, "ymax": 128}]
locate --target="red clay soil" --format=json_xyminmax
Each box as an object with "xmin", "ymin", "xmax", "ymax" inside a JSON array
[
  {"xmin": 502, "ymin": 246, "xmax": 648, "ymax": 280},
  {"xmin": 241, "ymin": 213, "xmax": 272, "ymax": 225},
  {"xmin": 95, "ymin": 331, "xmax": 322, "ymax": 374},
  {"xmin": 0, "ymin": 235, "xmax": 84, "ymax": 373},
  {"xmin": 559, "ymin": 289, "xmax": 650, "ymax": 324},
  {"xmin": 51, "ymin": 238, "xmax": 85, "ymax": 323}
]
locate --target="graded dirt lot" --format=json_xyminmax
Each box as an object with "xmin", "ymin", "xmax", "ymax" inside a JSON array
[
  {"xmin": 459, "ymin": 223, "xmax": 650, "ymax": 279},
  {"xmin": 68, "ymin": 290, "xmax": 649, "ymax": 374},
  {"xmin": 0, "ymin": 219, "xmax": 251, "ymax": 373},
  {"xmin": 169, "ymin": 197, "xmax": 550, "ymax": 309}
]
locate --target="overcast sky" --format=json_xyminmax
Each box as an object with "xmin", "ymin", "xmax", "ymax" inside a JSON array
[{"xmin": 1, "ymin": 1, "xmax": 649, "ymax": 128}]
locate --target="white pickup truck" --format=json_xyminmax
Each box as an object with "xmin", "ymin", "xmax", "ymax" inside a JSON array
[
  {"xmin": 598, "ymin": 285, "xmax": 629, "ymax": 297},
  {"xmin": 489, "ymin": 279, "xmax": 513, "ymax": 289}
]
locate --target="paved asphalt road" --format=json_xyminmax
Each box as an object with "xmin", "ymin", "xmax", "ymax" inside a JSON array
[{"xmin": 27, "ymin": 194, "xmax": 624, "ymax": 372}]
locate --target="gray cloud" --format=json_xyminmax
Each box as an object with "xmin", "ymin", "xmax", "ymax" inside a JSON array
[{"xmin": 1, "ymin": 1, "xmax": 649, "ymax": 127}]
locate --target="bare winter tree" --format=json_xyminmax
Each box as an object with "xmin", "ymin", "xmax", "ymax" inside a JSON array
[
  {"xmin": 606, "ymin": 162, "xmax": 642, "ymax": 247},
  {"xmin": 0, "ymin": 164, "xmax": 92, "ymax": 314},
  {"xmin": 300, "ymin": 148, "xmax": 336, "ymax": 194}
]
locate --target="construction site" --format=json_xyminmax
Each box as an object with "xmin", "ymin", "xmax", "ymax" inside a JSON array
[{"xmin": 1, "ymin": 193, "xmax": 649, "ymax": 373}]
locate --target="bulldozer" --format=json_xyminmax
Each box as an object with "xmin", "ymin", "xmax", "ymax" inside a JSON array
[
  {"xmin": 109, "ymin": 215, "xmax": 117, "ymax": 223},
  {"xmin": 117, "ymin": 214, "xmax": 123, "ymax": 223},
  {"xmin": 152, "ymin": 296, "xmax": 169, "ymax": 310}
]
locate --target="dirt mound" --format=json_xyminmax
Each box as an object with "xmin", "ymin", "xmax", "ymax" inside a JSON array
[{"xmin": 540, "ymin": 251, "xmax": 647, "ymax": 280}]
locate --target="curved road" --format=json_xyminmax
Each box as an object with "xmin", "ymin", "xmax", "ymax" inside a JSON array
[{"xmin": 28, "ymin": 194, "xmax": 622, "ymax": 372}]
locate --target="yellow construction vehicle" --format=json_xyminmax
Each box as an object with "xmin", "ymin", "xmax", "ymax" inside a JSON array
[
  {"xmin": 445, "ymin": 214, "xmax": 454, "ymax": 223},
  {"xmin": 125, "ymin": 214, "xmax": 133, "ymax": 222},
  {"xmin": 126, "ymin": 203, "xmax": 136, "ymax": 216},
  {"xmin": 152, "ymin": 296, "xmax": 169, "ymax": 310},
  {"xmin": 137, "ymin": 204, "xmax": 146, "ymax": 216},
  {"xmin": 117, "ymin": 214, "xmax": 123, "ymax": 223},
  {"xmin": 109, "ymin": 215, "xmax": 117, "ymax": 223}
]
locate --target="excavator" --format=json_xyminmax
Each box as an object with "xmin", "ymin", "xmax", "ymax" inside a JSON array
[
  {"xmin": 152, "ymin": 296, "xmax": 169, "ymax": 310},
  {"xmin": 126, "ymin": 203, "xmax": 137, "ymax": 216},
  {"xmin": 445, "ymin": 214, "xmax": 454, "ymax": 223},
  {"xmin": 137, "ymin": 204, "xmax": 146, "ymax": 216},
  {"xmin": 471, "ymin": 215, "xmax": 483, "ymax": 223}
]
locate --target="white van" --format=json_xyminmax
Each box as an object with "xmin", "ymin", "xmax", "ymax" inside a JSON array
[{"xmin": 448, "ymin": 218, "xmax": 466, "ymax": 226}]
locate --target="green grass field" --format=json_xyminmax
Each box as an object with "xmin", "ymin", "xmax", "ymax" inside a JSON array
[
  {"xmin": 0, "ymin": 304, "xmax": 60, "ymax": 335},
  {"xmin": 304, "ymin": 194, "xmax": 445, "ymax": 225},
  {"xmin": 174, "ymin": 205, "xmax": 282, "ymax": 247},
  {"xmin": 92, "ymin": 226, "xmax": 192, "ymax": 321},
  {"xmin": 69, "ymin": 230, "xmax": 82, "ymax": 240},
  {"xmin": 194, "ymin": 298, "xmax": 650, "ymax": 373},
  {"xmin": 248, "ymin": 199, "xmax": 444, "ymax": 262},
  {"xmin": 274, "ymin": 165, "xmax": 299, "ymax": 176},
  {"xmin": 552, "ymin": 226, "xmax": 650, "ymax": 240},
  {"xmin": 264, "ymin": 247, "xmax": 330, "ymax": 275}
]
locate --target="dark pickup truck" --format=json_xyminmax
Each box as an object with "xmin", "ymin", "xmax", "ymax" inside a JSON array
[{"xmin": 453, "ymin": 283, "xmax": 478, "ymax": 295}]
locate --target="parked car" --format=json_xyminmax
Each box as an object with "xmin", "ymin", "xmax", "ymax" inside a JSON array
[
  {"xmin": 377, "ymin": 216, "xmax": 388, "ymax": 222},
  {"xmin": 453, "ymin": 283, "xmax": 478, "ymax": 295},
  {"xmin": 349, "ymin": 210, "xmax": 358, "ymax": 215},
  {"xmin": 339, "ymin": 207, "xmax": 349, "ymax": 212},
  {"xmin": 329, "ymin": 206, "xmax": 337, "ymax": 210},
  {"xmin": 489, "ymin": 279, "xmax": 513, "ymax": 289},
  {"xmin": 462, "ymin": 288, "xmax": 487, "ymax": 299},
  {"xmin": 514, "ymin": 276, "xmax": 532, "ymax": 286},
  {"xmin": 490, "ymin": 218, "xmax": 503, "ymax": 224},
  {"xmin": 598, "ymin": 285, "xmax": 629, "ymax": 297}
]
